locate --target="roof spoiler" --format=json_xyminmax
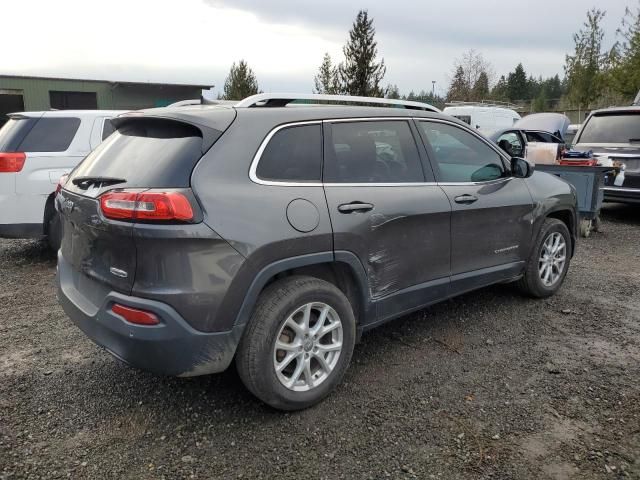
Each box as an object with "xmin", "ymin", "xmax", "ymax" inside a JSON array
[{"xmin": 111, "ymin": 111, "xmax": 236, "ymax": 154}]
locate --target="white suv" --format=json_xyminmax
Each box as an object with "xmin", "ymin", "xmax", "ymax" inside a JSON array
[{"xmin": 0, "ymin": 109, "xmax": 125, "ymax": 249}]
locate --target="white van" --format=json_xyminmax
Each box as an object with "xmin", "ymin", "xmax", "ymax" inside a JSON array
[
  {"xmin": 0, "ymin": 110, "xmax": 125, "ymax": 249},
  {"xmin": 443, "ymin": 104, "xmax": 521, "ymax": 135}
]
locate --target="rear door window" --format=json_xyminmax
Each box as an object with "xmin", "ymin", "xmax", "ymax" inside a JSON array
[
  {"xmin": 18, "ymin": 117, "xmax": 80, "ymax": 152},
  {"xmin": 324, "ymin": 120, "xmax": 424, "ymax": 183},
  {"xmin": 66, "ymin": 119, "xmax": 205, "ymax": 194},
  {"xmin": 255, "ymin": 124, "xmax": 322, "ymax": 182},
  {"xmin": 577, "ymin": 113, "xmax": 640, "ymax": 144}
]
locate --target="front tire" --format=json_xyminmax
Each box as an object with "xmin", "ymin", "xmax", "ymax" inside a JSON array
[
  {"xmin": 517, "ymin": 218, "xmax": 571, "ymax": 298},
  {"xmin": 236, "ymin": 276, "xmax": 356, "ymax": 411}
]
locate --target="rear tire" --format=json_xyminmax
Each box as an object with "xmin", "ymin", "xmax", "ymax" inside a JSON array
[
  {"xmin": 236, "ymin": 276, "xmax": 356, "ymax": 411},
  {"xmin": 46, "ymin": 212, "xmax": 62, "ymax": 252},
  {"xmin": 517, "ymin": 218, "xmax": 571, "ymax": 298}
]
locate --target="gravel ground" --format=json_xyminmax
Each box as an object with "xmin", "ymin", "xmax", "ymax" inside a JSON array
[{"xmin": 1, "ymin": 203, "xmax": 639, "ymax": 480}]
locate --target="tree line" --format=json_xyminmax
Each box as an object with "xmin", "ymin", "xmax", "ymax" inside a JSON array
[
  {"xmin": 217, "ymin": 10, "xmax": 386, "ymax": 100},
  {"xmin": 217, "ymin": 4, "xmax": 640, "ymax": 111}
]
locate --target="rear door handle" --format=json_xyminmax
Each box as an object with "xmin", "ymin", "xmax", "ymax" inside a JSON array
[
  {"xmin": 454, "ymin": 194, "xmax": 478, "ymax": 204},
  {"xmin": 338, "ymin": 202, "xmax": 374, "ymax": 213}
]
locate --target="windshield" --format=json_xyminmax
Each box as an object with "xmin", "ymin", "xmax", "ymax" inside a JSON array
[{"xmin": 577, "ymin": 112, "xmax": 640, "ymax": 144}]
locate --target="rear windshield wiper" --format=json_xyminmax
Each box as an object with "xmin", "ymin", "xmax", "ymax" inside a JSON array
[{"xmin": 71, "ymin": 176, "xmax": 127, "ymax": 189}]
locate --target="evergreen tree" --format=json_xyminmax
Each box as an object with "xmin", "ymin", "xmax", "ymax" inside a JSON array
[
  {"xmin": 338, "ymin": 10, "xmax": 386, "ymax": 97},
  {"xmin": 491, "ymin": 75, "xmax": 509, "ymax": 100},
  {"xmin": 527, "ymin": 75, "xmax": 541, "ymax": 100},
  {"xmin": 532, "ymin": 89, "xmax": 548, "ymax": 112},
  {"xmin": 471, "ymin": 71, "xmax": 490, "ymax": 100},
  {"xmin": 447, "ymin": 65, "xmax": 470, "ymax": 101},
  {"xmin": 507, "ymin": 63, "xmax": 529, "ymax": 101},
  {"xmin": 564, "ymin": 8, "xmax": 607, "ymax": 108},
  {"xmin": 222, "ymin": 60, "xmax": 259, "ymax": 100},
  {"xmin": 544, "ymin": 74, "xmax": 564, "ymax": 100},
  {"xmin": 313, "ymin": 53, "xmax": 339, "ymax": 94},
  {"xmin": 385, "ymin": 84, "xmax": 401, "ymax": 99}
]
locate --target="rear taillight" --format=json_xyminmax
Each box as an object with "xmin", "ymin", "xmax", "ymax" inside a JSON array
[
  {"xmin": 56, "ymin": 173, "xmax": 69, "ymax": 195},
  {"xmin": 0, "ymin": 152, "xmax": 26, "ymax": 173},
  {"xmin": 111, "ymin": 303, "xmax": 160, "ymax": 326},
  {"xmin": 100, "ymin": 190, "xmax": 194, "ymax": 222}
]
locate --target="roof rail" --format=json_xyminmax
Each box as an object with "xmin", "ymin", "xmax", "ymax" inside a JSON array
[
  {"xmin": 445, "ymin": 100, "xmax": 522, "ymax": 110},
  {"xmin": 234, "ymin": 93, "xmax": 440, "ymax": 112},
  {"xmin": 167, "ymin": 98, "xmax": 237, "ymax": 107}
]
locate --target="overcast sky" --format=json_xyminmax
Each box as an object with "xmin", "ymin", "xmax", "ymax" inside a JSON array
[{"xmin": 1, "ymin": 0, "xmax": 632, "ymax": 96}]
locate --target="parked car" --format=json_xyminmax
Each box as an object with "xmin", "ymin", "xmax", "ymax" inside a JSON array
[
  {"xmin": 564, "ymin": 124, "xmax": 581, "ymax": 148},
  {"xmin": 0, "ymin": 109, "xmax": 125, "ymax": 249},
  {"xmin": 443, "ymin": 102, "xmax": 521, "ymax": 135},
  {"xmin": 56, "ymin": 93, "xmax": 578, "ymax": 410},
  {"xmin": 572, "ymin": 106, "xmax": 640, "ymax": 203},
  {"xmin": 490, "ymin": 113, "xmax": 570, "ymax": 163}
]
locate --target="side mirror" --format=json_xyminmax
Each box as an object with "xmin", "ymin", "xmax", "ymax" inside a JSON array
[{"xmin": 511, "ymin": 157, "xmax": 534, "ymax": 178}]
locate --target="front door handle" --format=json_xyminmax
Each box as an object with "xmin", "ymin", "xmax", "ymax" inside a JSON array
[
  {"xmin": 454, "ymin": 194, "xmax": 478, "ymax": 204},
  {"xmin": 338, "ymin": 202, "xmax": 374, "ymax": 213}
]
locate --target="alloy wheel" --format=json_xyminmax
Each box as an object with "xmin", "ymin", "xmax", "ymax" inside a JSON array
[
  {"xmin": 273, "ymin": 302, "xmax": 343, "ymax": 392},
  {"xmin": 538, "ymin": 232, "xmax": 567, "ymax": 287}
]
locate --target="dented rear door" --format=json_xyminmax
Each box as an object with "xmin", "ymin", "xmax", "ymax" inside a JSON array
[{"xmin": 322, "ymin": 119, "xmax": 451, "ymax": 304}]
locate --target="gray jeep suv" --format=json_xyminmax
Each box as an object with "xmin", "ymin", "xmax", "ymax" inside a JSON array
[{"xmin": 56, "ymin": 94, "xmax": 578, "ymax": 410}]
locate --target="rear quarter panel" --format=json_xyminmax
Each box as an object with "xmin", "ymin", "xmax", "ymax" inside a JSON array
[{"xmin": 190, "ymin": 112, "xmax": 334, "ymax": 331}]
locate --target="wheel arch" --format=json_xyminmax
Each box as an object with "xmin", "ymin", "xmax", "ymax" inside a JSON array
[
  {"xmin": 42, "ymin": 192, "xmax": 57, "ymax": 235},
  {"xmin": 233, "ymin": 251, "xmax": 371, "ymax": 329},
  {"xmin": 546, "ymin": 208, "xmax": 577, "ymax": 257}
]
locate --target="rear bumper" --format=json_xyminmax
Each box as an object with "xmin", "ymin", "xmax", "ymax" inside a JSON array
[
  {"xmin": 603, "ymin": 187, "xmax": 640, "ymax": 204},
  {"xmin": 56, "ymin": 253, "xmax": 244, "ymax": 377},
  {"xmin": 0, "ymin": 222, "xmax": 42, "ymax": 239}
]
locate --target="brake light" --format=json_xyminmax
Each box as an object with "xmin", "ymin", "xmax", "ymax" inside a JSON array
[
  {"xmin": 100, "ymin": 190, "xmax": 194, "ymax": 222},
  {"xmin": 111, "ymin": 303, "xmax": 160, "ymax": 326},
  {"xmin": 56, "ymin": 173, "xmax": 69, "ymax": 195},
  {"xmin": 0, "ymin": 152, "xmax": 26, "ymax": 172}
]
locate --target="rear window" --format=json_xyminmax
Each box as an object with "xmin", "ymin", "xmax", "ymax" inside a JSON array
[
  {"xmin": 67, "ymin": 119, "xmax": 205, "ymax": 192},
  {"xmin": 577, "ymin": 113, "xmax": 640, "ymax": 144},
  {"xmin": 0, "ymin": 118, "xmax": 37, "ymax": 152},
  {"xmin": 101, "ymin": 118, "xmax": 116, "ymax": 140},
  {"xmin": 18, "ymin": 117, "xmax": 81, "ymax": 152}
]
